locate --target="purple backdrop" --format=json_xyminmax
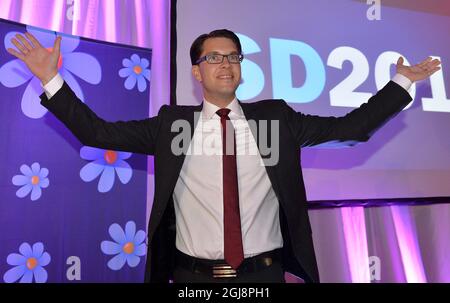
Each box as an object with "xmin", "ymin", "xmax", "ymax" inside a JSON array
[
  {"xmin": 0, "ymin": 19, "xmax": 151, "ymax": 282},
  {"xmin": 176, "ymin": 0, "xmax": 450, "ymax": 201}
]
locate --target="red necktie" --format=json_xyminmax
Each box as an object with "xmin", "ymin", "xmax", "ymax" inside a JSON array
[{"xmin": 216, "ymin": 108, "xmax": 244, "ymax": 269}]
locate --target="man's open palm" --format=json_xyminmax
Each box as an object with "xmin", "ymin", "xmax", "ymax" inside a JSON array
[
  {"xmin": 396, "ymin": 56, "xmax": 441, "ymax": 82},
  {"xmin": 6, "ymin": 32, "xmax": 61, "ymax": 85}
]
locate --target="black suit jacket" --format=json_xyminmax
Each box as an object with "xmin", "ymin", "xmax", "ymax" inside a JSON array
[{"xmin": 41, "ymin": 80, "xmax": 412, "ymax": 282}]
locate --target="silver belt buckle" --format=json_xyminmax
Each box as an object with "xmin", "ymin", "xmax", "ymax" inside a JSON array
[{"xmin": 212, "ymin": 264, "xmax": 237, "ymax": 278}]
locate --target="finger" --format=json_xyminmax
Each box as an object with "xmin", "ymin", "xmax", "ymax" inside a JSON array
[
  {"xmin": 6, "ymin": 47, "xmax": 25, "ymax": 60},
  {"xmin": 432, "ymin": 66, "xmax": 441, "ymax": 73},
  {"xmin": 53, "ymin": 36, "xmax": 62, "ymax": 55},
  {"xmin": 418, "ymin": 61, "xmax": 427, "ymax": 67},
  {"xmin": 15, "ymin": 33, "xmax": 33, "ymax": 51},
  {"xmin": 397, "ymin": 56, "xmax": 404, "ymax": 67},
  {"xmin": 418, "ymin": 57, "xmax": 433, "ymax": 67},
  {"xmin": 11, "ymin": 38, "xmax": 29, "ymax": 55},
  {"xmin": 24, "ymin": 32, "xmax": 43, "ymax": 48},
  {"xmin": 430, "ymin": 59, "xmax": 441, "ymax": 66},
  {"xmin": 423, "ymin": 60, "xmax": 441, "ymax": 71},
  {"xmin": 418, "ymin": 61, "xmax": 430, "ymax": 68}
]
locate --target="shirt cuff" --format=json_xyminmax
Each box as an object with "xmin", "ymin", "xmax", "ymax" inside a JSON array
[
  {"xmin": 392, "ymin": 73, "xmax": 412, "ymax": 92},
  {"xmin": 41, "ymin": 73, "xmax": 64, "ymax": 99}
]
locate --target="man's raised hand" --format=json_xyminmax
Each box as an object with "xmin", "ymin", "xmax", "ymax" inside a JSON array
[
  {"xmin": 396, "ymin": 56, "xmax": 441, "ymax": 83},
  {"xmin": 7, "ymin": 32, "xmax": 61, "ymax": 85}
]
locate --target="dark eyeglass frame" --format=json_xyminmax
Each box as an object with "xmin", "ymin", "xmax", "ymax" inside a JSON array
[{"xmin": 195, "ymin": 53, "xmax": 244, "ymax": 65}]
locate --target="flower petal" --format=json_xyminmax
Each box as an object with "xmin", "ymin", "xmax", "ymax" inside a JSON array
[
  {"xmin": 115, "ymin": 160, "xmax": 132, "ymax": 184},
  {"xmin": 125, "ymin": 221, "xmax": 136, "ymax": 242},
  {"xmin": 126, "ymin": 254, "xmax": 140, "ymax": 268},
  {"xmin": 141, "ymin": 58, "xmax": 149, "ymax": 69},
  {"xmin": 60, "ymin": 69, "xmax": 84, "ymax": 102},
  {"xmin": 39, "ymin": 168, "xmax": 49, "ymax": 179},
  {"xmin": 21, "ymin": 77, "xmax": 48, "ymax": 119},
  {"xmin": 27, "ymin": 27, "xmax": 79, "ymax": 54},
  {"xmin": 80, "ymin": 146, "xmax": 105, "ymax": 160},
  {"xmin": 16, "ymin": 184, "xmax": 32, "ymax": 198},
  {"xmin": 137, "ymin": 76, "xmax": 147, "ymax": 92},
  {"xmin": 19, "ymin": 243, "xmax": 33, "ymax": 257},
  {"xmin": 64, "ymin": 52, "xmax": 101, "ymax": 84},
  {"xmin": 4, "ymin": 31, "xmax": 23, "ymax": 51},
  {"xmin": 98, "ymin": 165, "xmax": 115, "ymax": 193},
  {"xmin": 143, "ymin": 69, "xmax": 151, "ymax": 81},
  {"xmin": 133, "ymin": 230, "xmax": 146, "ymax": 245},
  {"xmin": 122, "ymin": 58, "xmax": 133, "ymax": 67},
  {"xmin": 59, "ymin": 32, "xmax": 80, "ymax": 53},
  {"xmin": 38, "ymin": 252, "xmax": 51, "ymax": 267},
  {"xmin": 30, "ymin": 185, "xmax": 42, "ymax": 201},
  {"xmin": 3, "ymin": 265, "xmax": 26, "ymax": 283},
  {"xmin": 39, "ymin": 178, "xmax": 49, "ymax": 188},
  {"xmin": 32, "ymin": 243, "xmax": 44, "ymax": 258},
  {"xmin": 130, "ymin": 54, "xmax": 140, "ymax": 64},
  {"xmin": 80, "ymin": 160, "xmax": 105, "ymax": 182},
  {"xmin": 26, "ymin": 27, "xmax": 57, "ymax": 48},
  {"xmin": 31, "ymin": 162, "xmax": 40, "ymax": 174},
  {"xmin": 7, "ymin": 253, "xmax": 26, "ymax": 266},
  {"xmin": 124, "ymin": 74, "xmax": 137, "ymax": 90},
  {"xmin": 109, "ymin": 223, "xmax": 127, "ymax": 244},
  {"xmin": 119, "ymin": 67, "xmax": 132, "ymax": 78},
  {"xmin": 0, "ymin": 59, "xmax": 33, "ymax": 88},
  {"xmin": 33, "ymin": 266, "xmax": 48, "ymax": 283},
  {"xmin": 20, "ymin": 164, "xmax": 32, "ymax": 176},
  {"xmin": 107, "ymin": 253, "xmax": 126, "ymax": 271},
  {"xmin": 117, "ymin": 151, "xmax": 132, "ymax": 160},
  {"xmin": 12, "ymin": 175, "xmax": 30, "ymax": 186},
  {"xmin": 19, "ymin": 270, "xmax": 33, "ymax": 283},
  {"xmin": 101, "ymin": 240, "xmax": 122, "ymax": 255},
  {"xmin": 134, "ymin": 243, "xmax": 147, "ymax": 257}
]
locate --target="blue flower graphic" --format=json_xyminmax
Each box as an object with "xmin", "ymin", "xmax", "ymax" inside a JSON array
[
  {"xmin": 79, "ymin": 146, "xmax": 133, "ymax": 193},
  {"xmin": 0, "ymin": 25, "xmax": 102, "ymax": 119},
  {"xmin": 3, "ymin": 242, "xmax": 51, "ymax": 283},
  {"xmin": 101, "ymin": 221, "xmax": 147, "ymax": 270},
  {"xmin": 12, "ymin": 162, "xmax": 49, "ymax": 201},
  {"xmin": 119, "ymin": 54, "xmax": 151, "ymax": 92}
]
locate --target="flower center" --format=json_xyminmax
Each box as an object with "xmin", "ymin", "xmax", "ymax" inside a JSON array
[
  {"xmin": 26, "ymin": 257, "xmax": 38, "ymax": 270},
  {"xmin": 104, "ymin": 150, "xmax": 117, "ymax": 164},
  {"xmin": 123, "ymin": 242, "xmax": 134, "ymax": 255},
  {"xmin": 31, "ymin": 176, "xmax": 40, "ymax": 185},
  {"xmin": 46, "ymin": 47, "xmax": 63, "ymax": 69},
  {"xmin": 133, "ymin": 65, "xmax": 142, "ymax": 75}
]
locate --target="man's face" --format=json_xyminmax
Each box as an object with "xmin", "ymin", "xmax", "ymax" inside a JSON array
[{"xmin": 192, "ymin": 37, "xmax": 242, "ymax": 103}]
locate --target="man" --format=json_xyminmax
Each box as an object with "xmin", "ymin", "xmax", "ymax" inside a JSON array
[{"xmin": 8, "ymin": 29, "xmax": 440, "ymax": 283}]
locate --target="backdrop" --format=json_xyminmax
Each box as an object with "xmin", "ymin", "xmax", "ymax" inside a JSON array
[
  {"xmin": 176, "ymin": 0, "xmax": 450, "ymax": 201},
  {"xmin": 0, "ymin": 19, "xmax": 153, "ymax": 283},
  {"xmin": 0, "ymin": 0, "xmax": 172, "ymax": 283}
]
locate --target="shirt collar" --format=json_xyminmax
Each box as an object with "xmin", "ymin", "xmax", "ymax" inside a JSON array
[{"xmin": 202, "ymin": 97, "xmax": 244, "ymax": 120}]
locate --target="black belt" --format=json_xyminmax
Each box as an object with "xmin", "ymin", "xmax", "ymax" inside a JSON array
[{"xmin": 175, "ymin": 249, "xmax": 282, "ymax": 279}]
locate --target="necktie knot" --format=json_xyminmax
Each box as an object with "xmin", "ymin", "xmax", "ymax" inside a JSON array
[{"xmin": 216, "ymin": 108, "xmax": 231, "ymax": 119}]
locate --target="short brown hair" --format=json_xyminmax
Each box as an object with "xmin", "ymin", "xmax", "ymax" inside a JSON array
[{"xmin": 190, "ymin": 29, "xmax": 242, "ymax": 65}]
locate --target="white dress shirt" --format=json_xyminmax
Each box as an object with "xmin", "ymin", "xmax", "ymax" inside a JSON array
[
  {"xmin": 173, "ymin": 98, "xmax": 284, "ymax": 259},
  {"xmin": 42, "ymin": 73, "xmax": 413, "ymax": 260}
]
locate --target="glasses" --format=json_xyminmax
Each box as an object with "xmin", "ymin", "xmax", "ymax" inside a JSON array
[{"xmin": 195, "ymin": 53, "xmax": 244, "ymax": 65}]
